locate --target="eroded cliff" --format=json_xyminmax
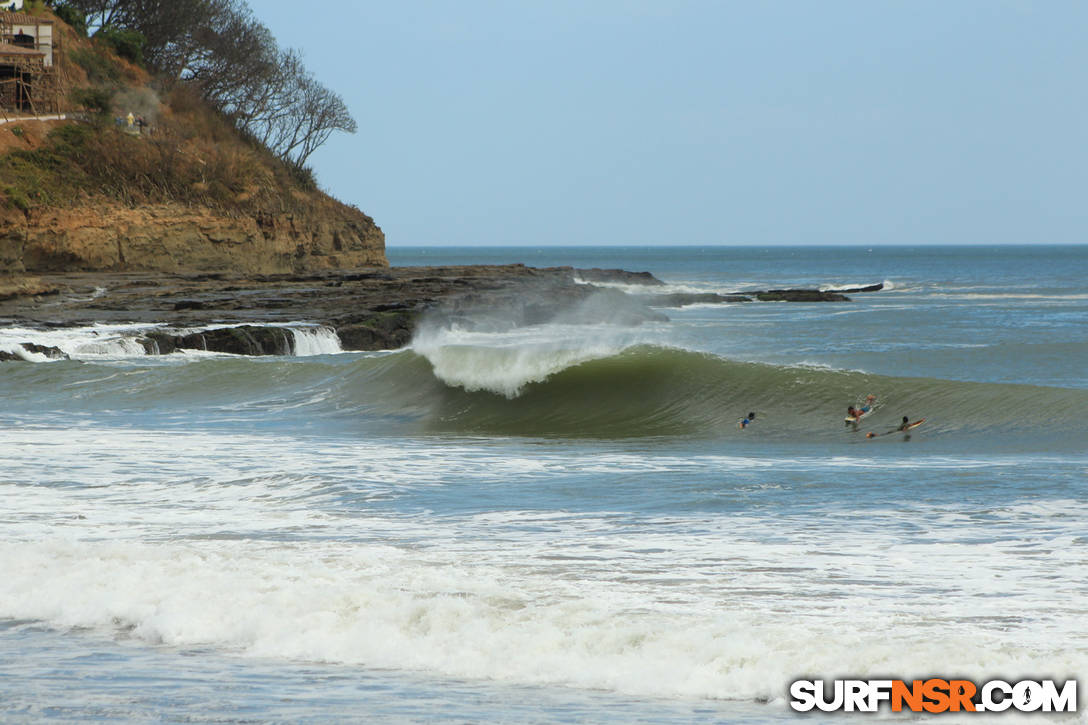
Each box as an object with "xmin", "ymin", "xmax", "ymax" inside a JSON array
[{"xmin": 0, "ymin": 193, "xmax": 386, "ymax": 276}]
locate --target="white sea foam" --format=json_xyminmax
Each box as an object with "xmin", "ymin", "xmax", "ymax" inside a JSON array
[
  {"xmin": 571, "ymin": 275, "xmax": 666, "ymax": 295},
  {"xmin": 818, "ymin": 280, "xmax": 883, "ymax": 292},
  {"xmin": 289, "ymin": 326, "xmax": 343, "ymax": 356},
  {"xmin": 0, "ymin": 323, "xmax": 158, "ymax": 360},
  {"xmin": 2, "ymin": 426, "xmax": 1086, "ymax": 703},
  {"xmin": 932, "ymin": 292, "xmax": 1088, "ymax": 301},
  {"xmin": 0, "ymin": 322, "xmax": 345, "ymax": 360},
  {"xmin": 2, "ymin": 507, "xmax": 1084, "ymax": 703}
]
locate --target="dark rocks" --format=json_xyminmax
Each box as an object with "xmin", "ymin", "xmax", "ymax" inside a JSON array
[
  {"xmin": 754, "ymin": 289, "xmax": 850, "ymax": 302},
  {"xmin": 1, "ymin": 264, "xmax": 884, "ymax": 357},
  {"xmin": 173, "ymin": 300, "xmax": 206, "ymax": 311},
  {"xmin": 837, "ymin": 283, "xmax": 883, "ymax": 294},
  {"xmin": 637, "ymin": 292, "xmax": 752, "ymax": 308},
  {"xmin": 336, "ymin": 315, "xmax": 415, "ymax": 350},
  {"xmin": 143, "ymin": 326, "xmax": 295, "ymax": 356},
  {"xmin": 371, "ymin": 302, "xmax": 412, "ymax": 312},
  {"xmin": 637, "ymin": 288, "xmax": 862, "ymax": 307},
  {"xmin": 553, "ymin": 267, "xmax": 664, "ymax": 286},
  {"xmin": 341, "ymin": 272, "xmax": 395, "ymax": 282},
  {"xmin": 0, "ymin": 343, "xmax": 69, "ymax": 361},
  {"xmin": 139, "ymin": 333, "xmax": 176, "ymax": 355},
  {"xmin": 21, "ymin": 343, "xmax": 69, "ymax": 359}
]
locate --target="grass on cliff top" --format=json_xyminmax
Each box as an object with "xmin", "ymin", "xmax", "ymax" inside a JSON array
[
  {"xmin": 1, "ymin": 11, "xmax": 321, "ymax": 216},
  {"xmin": 1, "ymin": 93, "xmax": 317, "ymax": 214}
]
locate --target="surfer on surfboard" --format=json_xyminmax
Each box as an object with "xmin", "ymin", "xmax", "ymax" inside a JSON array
[
  {"xmin": 866, "ymin": 416, "xmax": 925, "ymax": 439},
  {"xmin": 739, "ymin": 412, "xmax": 756, "ymax": 429},
  {"xmin": 846, "ymin": 394, "xmax": 876, "ymax": 426}
]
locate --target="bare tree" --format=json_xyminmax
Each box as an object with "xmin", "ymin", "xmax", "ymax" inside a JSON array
[
  {"xmin": 57, "ymin": 0, "xmax": 127, "ymax": 31},
  {"xmin": 54, "ymin": 0, "xmax": 358, "ymax": 170},
  {"xmin": 262, "ymin": 70, "xmax": 357, "ymax": 166}
]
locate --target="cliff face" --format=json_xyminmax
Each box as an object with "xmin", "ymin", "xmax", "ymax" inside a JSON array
[
  {"xmin": 0, "ymin": 193, "xmax": 386, "ymax": 275},
  {"xmin": 0, "ymin": 10, "xmax": 386, "ymax": 278}
]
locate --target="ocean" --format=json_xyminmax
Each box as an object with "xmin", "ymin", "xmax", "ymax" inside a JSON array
[{"xmin": 1, "ymin": 245, "xmax": 1085, "ymax": 723}]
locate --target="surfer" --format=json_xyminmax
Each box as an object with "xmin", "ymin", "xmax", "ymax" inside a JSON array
[
  {"xmin": 739, "ymin": 412, "xmax": 756, "ymax": 429},
  {"xmin": 866, "ymin": 416, "xmax": 924, "ymax": 439},
  {"xmin": 846, "ymin": 394, "xmax": 876, "ymax": 426}
]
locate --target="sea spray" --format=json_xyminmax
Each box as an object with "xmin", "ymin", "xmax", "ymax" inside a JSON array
[{"xmin": 411, "ymin": 322, "xmax": 663, "ymax": 398}]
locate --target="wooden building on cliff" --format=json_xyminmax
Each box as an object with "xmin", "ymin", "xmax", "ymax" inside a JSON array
[{"xmin": 0, "ymin": 10, "xmax": 56, "ymax": 115}]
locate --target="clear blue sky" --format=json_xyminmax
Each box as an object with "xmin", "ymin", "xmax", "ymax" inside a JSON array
[{"xmin": 257, "ymin": 1, "xmax": 1087, "ymax": 246}]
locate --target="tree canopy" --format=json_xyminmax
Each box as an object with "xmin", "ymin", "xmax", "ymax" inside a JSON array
[{"xmin": 52, "ymin": 0, "xmax": 356, "ymax": 167}]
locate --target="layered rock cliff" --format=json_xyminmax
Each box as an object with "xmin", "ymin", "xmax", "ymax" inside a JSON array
[{"xmin": 0, "ymin": 193, "xmax": 386, "ymax": 276}]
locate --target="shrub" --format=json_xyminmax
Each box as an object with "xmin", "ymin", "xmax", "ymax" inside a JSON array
[
  {"xmin": 69, "ymin": 47, "xmax": 120, "ymax": 85},
  {"xmin": 95, "ymin": 25, "xmax": 146, "ymax": 66},
  {"xmin": 47, "ymin": 122, "xmax": 94, "ymax": 151},
  {"xmin": 52, "ymin": 3, "xmax": 88, "ymax": 37},
  {"xmin": 4, "ymin": 187, "xmax": 31, "ymax": 212},
  {"xmin": 71, "ymin": 87, "xmax": 114, "ymax": 115},
  {"xmin": 286, "ymin": 161, "xmax": 318, "ymax": 191}
]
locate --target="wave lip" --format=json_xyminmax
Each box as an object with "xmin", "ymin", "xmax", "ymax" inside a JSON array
[{"xmin": 410, "ymin": 323, "xmax": 660, "ymax": 398}]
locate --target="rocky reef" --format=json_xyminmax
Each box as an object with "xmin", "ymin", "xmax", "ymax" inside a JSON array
[{"xmin": 0, "ymin": 265, "xmax": 883, "ymax": 359}]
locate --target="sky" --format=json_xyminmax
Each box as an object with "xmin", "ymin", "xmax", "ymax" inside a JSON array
[{"xmin": 256, "ymin": 1, "xmax": 1088, "ymax": 246}]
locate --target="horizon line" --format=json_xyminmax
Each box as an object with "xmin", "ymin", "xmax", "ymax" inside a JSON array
[{"xmin": 387, "ymin": 241, "xmax": 1088, "ymax": 248}]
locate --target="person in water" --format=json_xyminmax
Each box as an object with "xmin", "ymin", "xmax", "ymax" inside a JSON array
[
  {"xmin": 739, "ymin": 412, "xmax": 756, "ymax": 429},
  {"xmin": 847, "ymin": 395, "xmax": 877, "ymax": 423},
  {"xmin": 867, "ymin": 416, "xmax": 914, "ymax": 439}
]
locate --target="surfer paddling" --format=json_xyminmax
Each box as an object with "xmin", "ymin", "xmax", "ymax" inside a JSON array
[
  {"xmin": 866, "ymin": 416, "xmax": 926, "ymax": 439},
  {"xmin": 739, "ymin": 412, "xmax": 756, "ymax": 429}
]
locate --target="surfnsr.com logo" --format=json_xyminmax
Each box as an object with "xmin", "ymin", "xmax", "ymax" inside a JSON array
[{"xmin": 789, "ymin": 679, "xmax": 1077, "ymax": 713}]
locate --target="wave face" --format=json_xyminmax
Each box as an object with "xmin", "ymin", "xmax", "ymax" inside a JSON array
[
  {"xmin": 6, "ymin": 339, "xmax": 1083, "ymax": 448},
  {"xmin": 408, "ymin": 343, "xmax": 1088, "ymax": 443}
]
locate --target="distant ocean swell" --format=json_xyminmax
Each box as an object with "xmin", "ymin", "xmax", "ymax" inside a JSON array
[{"xmin": 4, "ymin": 341, "xmax": 1085, "ymax": 445}]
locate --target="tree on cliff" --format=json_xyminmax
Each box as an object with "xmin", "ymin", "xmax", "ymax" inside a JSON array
[{"xmin": 50, "ymin": 0, "xmax": 356, "ymax": 167}]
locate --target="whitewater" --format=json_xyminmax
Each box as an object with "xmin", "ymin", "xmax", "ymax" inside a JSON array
[{"xmin": 1, "ymin": 245, "xmax": 1086, "ymax": 723}]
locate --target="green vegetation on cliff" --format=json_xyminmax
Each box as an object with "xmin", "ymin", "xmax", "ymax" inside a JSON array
[
  {"xmin": 2, "ymin": 86, "xmax": 324, "ymax": 214},
  {"xmin": 2, "ymin": 1, "xmax": 357, "ymax": 217}
]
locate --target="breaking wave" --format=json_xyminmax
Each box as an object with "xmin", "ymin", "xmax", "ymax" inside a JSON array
[{"xmin": 3, "ymin": 339, "xmax": 1085, "ymax": 446}]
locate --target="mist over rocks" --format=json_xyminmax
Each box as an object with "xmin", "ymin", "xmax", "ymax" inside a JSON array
[{"xmin": 0, "ymin": 264, "xmax": 882, "ymax": 356}]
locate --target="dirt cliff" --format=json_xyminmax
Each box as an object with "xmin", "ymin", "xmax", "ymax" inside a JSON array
[
  {"xmin": 0, "ymin": 193, "xmax": 386, "ymax": 276},
  {"xmin": 0, "ymin": 7, "xmax": 386, "ymax": 279}
]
